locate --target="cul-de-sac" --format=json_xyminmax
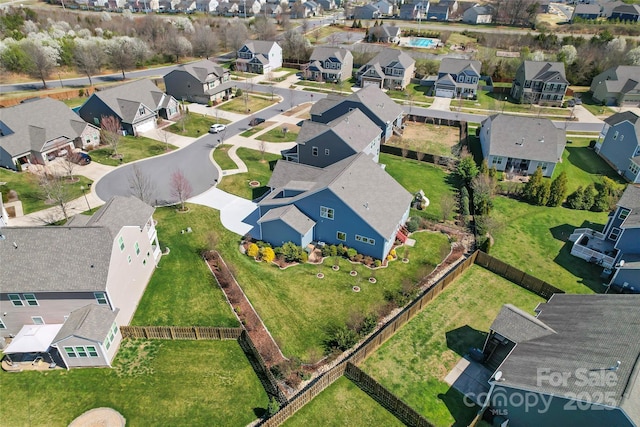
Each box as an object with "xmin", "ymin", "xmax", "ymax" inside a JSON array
[{"xmin": 1, "ymin": 1, "xmax": 640, "ymax": 426}]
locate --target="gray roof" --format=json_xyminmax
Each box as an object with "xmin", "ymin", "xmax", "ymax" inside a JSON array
[
  {"xmin": 87, "ymin": 79, "xmax": 173, "ymax": 122},
  {"xmin": 604, "ymin": 111, "xmax": 640, "ymax": 149},
  {"xmin": 361, "ymin": 48, "xmax": 415, "ymax": 73},
  {"xmin": 309, "ymin": 46, "xmax": 352, "ymax": 63},
  {"xmin": 0, "ymin": 97, "xmax": 96, "ymax": 157},
  {"xmin": 618, "ymin": 184, "xmax": 640, "ymax": 229},
  {"xmin": 310, "ymin": 86, "xmax": 404, "ymax": 126},
  {"xmin": 573, "ymin": 3, "xmax": 601, "ymax": 15},
  {"xmin": 168, "ymin": 59, "xmax": 226, "ymax": 83},
  {"xmin": 438, "ymin": 58, "xmax": 481, "ymax": 76},
  {"xmin": 600, "ymin": 66, "xmax": 640, "ymax": 96},
  {"xmin": 257, "ymin": 205, "xmax": 315, "ymax": 235},
  {"xmin": 377, "ymin": 24, "xmax": 400, "ymax": 39},
  {"xmin": 521, "ymin": 61, "xmax": 568, "ymax": 84},
  {"xmin": 465, "ymin": 4, "xmax": 493, "ymax": 18},
  {"xmin": 612, "ymin": 3, "xmax": 640, "ymax": 15},
  {"xmin": 53, "ymin": 304, "xmax": 118, "ymax": 344},
  {"xmin": 297, "ymin": 109, "xmax": 381, "ymax": 153},
  {"xmin": 261, "ymin": 153, "xmax": 412, "ymax": 239},
  {"xmin": 241, "ymin": 40, "xmax": 280, "ymax": 56},
  {"xmin": 495, "ymin": 294, "xmax": 640, "ymax": 422},
  {"xmin": 0, "ymin": 226, "xmax": 113, "ymax": 293},
  {"xmin": 86, "ymin": 196, "xmax": 155, "ymax": 239},
  {"xmin": 490, "ymin": 304, "xmax": 556, "ymax": 343},
  {"xmin": 481, "ymin": 114, "xmax": 566, "ymax": 163}
]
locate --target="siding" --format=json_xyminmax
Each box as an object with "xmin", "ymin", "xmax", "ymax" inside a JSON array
[
  {"xmin": 598, "ymin": 122, "xmax": 639, "ymax": 174},
  {"xmin": 54, "ymin": 335, "xmax": 109, "ymax": 368},
  {"xmin": 298, "ymin": 133, "xmax": 358, "ymax": 168}
]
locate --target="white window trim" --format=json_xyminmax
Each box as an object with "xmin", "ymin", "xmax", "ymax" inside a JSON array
[
  {"xmin": 94, "ymin": 292, "xmax": 108, "ymax": 305},
  {"xmin": 23, "ymin": 293, "xmax": 39, "ymax": 306},
  {"xmin": 320, "ymin": 206, "xmax": 334, "ymax": 220},
  {"xmin": 337, "ymin": 231, "xmax": 346, "ymax": 241},
  {"xmin": 618, "ymin": 208, "xmax": 630, "ymax": 220},
  {"xmin": 8, "ymin": 294, "xmax": 23, "ymax": 307},
  {"xmin": 0, "ymin": 318, "xmax": 5, "ymax": 329},
  {"xmin": 32, "ymin": 316, "xmax": 45, "ymax": 325},
  {"xmin": 608, "ymin": 227, "xmax": 621, "ymax": 241}
]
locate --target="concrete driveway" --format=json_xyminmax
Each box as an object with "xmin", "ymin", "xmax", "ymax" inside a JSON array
[{"xmin": 188, "ymin": 187, "xmax": 260, "ymax": 238}]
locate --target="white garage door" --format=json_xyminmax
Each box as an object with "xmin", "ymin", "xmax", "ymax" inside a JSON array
[
  {"xmin": 134, "ymin": 118, "xmax": 156, "ymax": 134},
  {"xmin": 363, "ymin": 80, "xmax": 381, "ymax": 88},
  {"xmin": 436, "ymin": 88, "xmax": 455, "ymax": 98}
]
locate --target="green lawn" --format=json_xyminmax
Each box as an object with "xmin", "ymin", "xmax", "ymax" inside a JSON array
[
  {"xmin": 381, "ymin": 154, "xmax": 459, "ymax": 222},
  {"xmin": 90, "ymin": 135, "xmax": 178, "ymax": 166},
  {"xmin": 212, "ymin": 144, "xmax": 238, "ymax": 170},
  {"xmin": 217, "ymin": 95, "xmax": 277, "ymax": 114},
  {"xmin": 61, "ymin": 96, "xmax": 88, "ymax": 108},
  {"xmin": 240, "ymin": 122, "xmax": 270, "ymax": 137},
  {"xmin": 553, "ymin": 138, "xmax": 626, "ymax": 193},
  {"xmin": 256, "ymin": 126, "xmax": 299, "ymax": 143},
  {"xmin": 0, "ymin": 169, "xmax": 93, "ymax": 215},
  {"xmin": 216, "ymin": 148, "xmax": 281, "ymax": 200},
  {"xmin": 490, "ymin": 196, "xmax": 610, "ymax": 294},
  {"xmin": 361, "ymin": 265, "xmax": 545, "ymax": 427},
  {"xmin": 132, "ymin": 206, "xmax": 239, "ymax": 327},
  {"xmin": 167, "ymin": 112, "xmax": 231, "ymax": 138},
  {"xmin": 460, "ymin": 91, "xmax": 570, "ymax": 117},
  {"xmin": 0, "ymin": 340, "xmax": 267, "ymax": 427},
  {"xmin": 282, "ymin": 376, "xmax": 404, "ymax": 427},
  {"xmin": 571, "ymin": 91, "xmax": 616, "ymax": 118}
]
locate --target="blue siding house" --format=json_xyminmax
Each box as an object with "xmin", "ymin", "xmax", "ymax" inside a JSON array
[
  {"xmin": 595, "ymin": 111, "xmax": 640, "ymax": 184},
  {"xmin": 257, "ymin": 153, "xmax": 412, "ymax": 260},
  {"xmin": 310, "ymin": 85, "xmax": 404, "ymax": 143}
]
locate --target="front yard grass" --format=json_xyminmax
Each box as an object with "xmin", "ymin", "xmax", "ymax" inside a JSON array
[
  {"xmin": 216, "ymin": 148, "xmax": 281, "ymax": 200},
  {"xmin": 0, "ymin": 169, "xmax": 93, "ymax": 215},
  {"xmin": 240, "ymin": 122, "xmax": 271, "ymax": 137},
  {"xmin": 167, "ymin": 112, "xmax": 231, "ymax": 138},
  {"xmin": 459, "ymin": 91, "xmax": 570, "ymax": 117},
  {"xmin": 256, "ymin": 126, "xmax": 299, "ymax": 142},
  {"xmin": 212, "ymin": 144, "xmax": 238, "ymax": 170},
  {"xmin": 132, "ymin": 206, "xmax": 239, "ymax": 326},
  {"xmin": 90, "ymin": 135, "xmax": 178, "ymax": 166},
  {"xmin": 0, "ymin": 340, "xmax": 267, "ymax": 427},
  {"xmin": 361, "ymin": 265, "xmax": 545, "ymax": 427},
  {"xmin": 217, "ymin": 95, "xmax": 277, "ymax": 114},
  {"xmin": 282, "ymin": 376, "xmax": 404, "ymax": 427}
]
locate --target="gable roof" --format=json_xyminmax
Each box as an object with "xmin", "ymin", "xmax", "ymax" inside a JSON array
[
  {"xmin": 495, "ymin": 294, "xmax": 640, "ymax": 423},
  {"xmin": 521, "ymin": 61, "xmax": 568, "ymax": 84},
  {"xmin": 573, "ymin": 3, "xmax": 601, "ymax": 15},
  {"xmin": 168, "ymin": 59, "xmax": 226, "ymax": 83},
  {"xmin": 86, "ymin": 79, "xmax": 172, "ymax": 122},
  {"xmin": 490, "ymin": 304, "xmax": 556, "ymax": 343},
  {"xmin": 465, "ymin": 4, "xmax": 493, "ymax": 17},
  {"xmin": 481, "ymin": 114, "xmax": 566, "ymax": 163},
  {"xmin": 257, "ymin": 205, "xmax": 315, "ymax": 235},
  {"xmin": 612, "ymin": 3, "xmax": 640, "ymax": 15},
  {"xmin": 261, "ymin": 153, "xmax": 412, "ymax": 239},
  {"xmin": 309, "ymin": 46, "xmax": 352, "ymax": 63},
  {"xmin": 363, "ymin": 48, "xmax": 415, "ymax": 71},
  {"xmin": 298, "ymin": 109, "xmax": 381, "ymax": 152},
  {"xmin": 85, "ymin": 195, "xmax": 155, "ymax": 239},
  {"xmin": 0, "ymin": 97, "xmax": 95, "ymax": 157},
  {"xmin": 438, "ymin": 58, "xmax": 481, "ymax": 76},
  {"xmin": 376, "ymin": 24, "xmax": 400, "ymax": 39},
  {"xmin": 310, "ymin": 86, "xmax": 404, "ymax": 125},
  {"xmin": 617, "ymin": 184, "xmax": 640, "ymax": 229},
  {"xmin": 241, "ymin": 40, "xmax": 279, "ymax": 55},
  {"xmin": 53, "ymin": 304, "xmax": 118, "ymax": 344},
  {"xmin": 600, "ymin": 66, "xmax": 640, "ymax": 96}
]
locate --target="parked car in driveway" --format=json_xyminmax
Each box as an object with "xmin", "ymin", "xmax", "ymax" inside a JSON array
[
  {"xmin": 249, "ymin": 118, "xmax": 265, "ymax": 126},
  {"xmin": 209, "ymin": 124, "xmax": 226, "ymax": 133}
]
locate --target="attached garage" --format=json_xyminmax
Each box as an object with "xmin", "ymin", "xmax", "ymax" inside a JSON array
[
  {"xmin": 133, "ymin": 118, "xmax": 156, "ymax": 135},
  {"xmin": 362, "ymin": 79, "xmax": 382, "ymax": 89},
  {"xmin": 436, "ymin": 88, "xmax": 455, "ymax": 98}
]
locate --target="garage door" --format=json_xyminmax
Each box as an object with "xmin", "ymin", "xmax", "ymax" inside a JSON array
[
  {"xmin": 134, "ymin": 118, "xmax": 156, "ymax": 134},
  {"xmin": 436, "ymin": 88, "xmax": 455, "ymax": 98},
  {"xmin": 363, "ymin": 80, "xmax": 381, "ymax": 88}
]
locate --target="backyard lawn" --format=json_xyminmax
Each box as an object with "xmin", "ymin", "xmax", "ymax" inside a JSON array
[
  {"xmin": 0, "ymin": 340, "xmax": 267, "ymax": 427},
  {"xmin": 217, "ymin": 94, "xmax": 277, "ymax": 114},
  {"xmin": 0, "ymin": 168, "xmax": 93, "ymax": 215},
  {"xmin": 386, "ymin": 121, "xmax": 462, "ymax": 157},
  {"xmin": 361, "ymin": 265, "xmax": 545, "ymax": 427},
  {"xmin": 212, "ymin": 144, "xmax": 238, "ymax": 170},
  {"xmin": 167, "ymin": 112, "xmax": 231, "ymax": 138},
  {"xmin": 90, "ymin": 135, "xmax": 178, "ymax": 166},
  {"xmin": 256, "ymin": 126, "xmax": 298, "ymax": 142},
  {"xmin": 132, "ymin": 206, "xmax": 239, "ymax": 327},
  {"xmin": 216, "ymin": 148, "xmax": 281, "ymax": 200},
  {"xmin": 282, "ymin": 376, "xmax": 404, "ymax": 427}
]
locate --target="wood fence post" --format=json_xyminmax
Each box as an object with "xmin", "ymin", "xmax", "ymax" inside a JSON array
[{"xmin": 194, "ymin": 327, "xmax": 200, "ymax": 340}]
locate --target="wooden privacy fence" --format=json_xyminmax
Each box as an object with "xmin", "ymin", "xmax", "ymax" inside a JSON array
[
  {"xmin": 345, "ymin": 363, "xmax": 435, "ymax": 427},
  {"xmin": 119, "ymin": 326, "xmax": 243, "ymax": 340},
  {"xmin": 238, "ymin": 330, "xmax": 287, "ymax": 404},
  {"xmin": 380, "ymin": 144, "xmax": 458, "ymax": 169}
]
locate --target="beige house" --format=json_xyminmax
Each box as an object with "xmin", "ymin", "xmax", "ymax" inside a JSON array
[
  {"xmin": 590, "ymin": 66, "xmax": 640, "ymax": 106},
  {"xmin": 356, "ymin": 48, "xmax": 415, "ymax": 90}
]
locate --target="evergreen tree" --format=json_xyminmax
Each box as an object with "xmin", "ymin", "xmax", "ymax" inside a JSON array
[
  {"xmin": 523, "ymin": 166, "xmax": 543, "ymax": 204},
  {"xmin": 535, "ymin": 180, "xmax": 551, "ymax": 206},
  {"xmin": 460, "ymin": 186, "xmax": 470, "ymax": 216},
  {"xmin": 547, "ymin": 171, "xmax": 568, "ymax": 207},
  {"xmin": 567, "ymin": 186, "xmax": 585, "ymax": 210},
  {"xmin": 592, "ymin": 190, "xmax": 610, "ymax": 212},
  {"xmin": 479, "ymin": 159, "xmax": 489, "ymax": 176},
  {"xmin": 582, "ymin": 183, "xmax": 597, "ymax": 210},
  {"xmin": 457, "ymin": 156, "xmax": 479, "ymax": 185}
]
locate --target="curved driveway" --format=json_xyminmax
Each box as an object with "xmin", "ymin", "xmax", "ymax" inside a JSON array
[{"xmin": 95, "ymin": 84, "xmax": 323, "ymax": 205}]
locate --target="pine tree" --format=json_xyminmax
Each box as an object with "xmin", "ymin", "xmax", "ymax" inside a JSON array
[
  {"xmin": 535, "ymin": 180, "xmax": 551, "ymax": 206},
  {"xmin": 457, "ymin": 156, "xmax": 479, "ymax": 185},
  {"xmin": 479, "ymin": 159, "xmax": 489, "ymax": 176},
  {"xmin": 567, "ymin": 186, "xmax": 585, "ymax": 210},
  {"xmin": 523, "ymin": 166, "xmax": 543, "ymax": 204},
  {"xmin": 582, "ymin": 183, "xmax": 597, "ymax": 210},
  {"xmin": 547, "ymin": 171, "xmax": 568, "ymax": 207}
]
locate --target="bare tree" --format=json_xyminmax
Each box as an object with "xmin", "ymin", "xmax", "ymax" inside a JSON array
[
  {"xmin": 192, "ymin": 24, "xmax": 218, "ymax": 59},
  {"xmin": 165, "ymin": 33, "xmax": 192, "ymax": 63},
  {"xmin": 224, "ymin": 20, "xmax": 249, "ymax": 55},
  {"xmin": 39, "ymin": 174, "xmax": 72, "ymax": 222},
  {"xmin": 22, "ymin": 40, "xmax": 59, "ymax": 89},
  {"xmin": 128, "ymin": 163, "xmax": 157, "ymax": 205},
  {"xmin": 106, "ymin": 38, "xmax": 136, "ymax": 80},
  {"xmin": 100, "ymin": 115, "xmax": 122, "ymax": 157},
  {"xmin": 440, "ymin": 194, "xmax": 456, "ymax": 222},
  {"xmin": 170, "ymin": 169, "xmax": 192, "ymax": 211},
  {"xmin": 259, "ymin": 140, "xmax": 267, "ymax": 161},
  {"xmin": 73, "ymin": 39, "xmax": 104, "ymax": 87},
  {"xmin": 253, "ymin": 16, "xmax": 277, "ymax": 40},
  {"xmin": 327, "ymin": 32, "xmax": 340, "ymax": 47},
  {"xmin": 60, "ymin": 153, "xmax": 78, "ymax": 181}
]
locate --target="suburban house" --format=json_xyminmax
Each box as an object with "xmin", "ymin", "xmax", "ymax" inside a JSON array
[
  {"xmin": 434, "ymin": 58, "xmax": 482, "ymax": 99},
  {"xmin": 310, "ymin": 85, "xmax": 405, "ymax": 142},
  {"xmin": 426, "ymin": 3, "xmax": 449, "ymax": 20},
  {"xmin": 353, "ymin": 3, "xmax": 380, "ymax": 19},
  {"xmin": 481, "ymin": 294, "xmax": 640, "ymax": 427},
  {"xmin": 356, "ymin": 48, "xmax": 415, "ymax": 90},
  {"xmin": 462, "ymin": 4, "xmax": 493, "ymax": 24},
  {"xmin": 257, "ymin": 153, "xmax": 413, "ymax": 260},
  {"xmin": 316, "ymin": 0, "xmax": 335, "ymax": 10},
  {"xmin": 479, "ymin": 114, "xmax": 566, "ymax": 178},
  {"xmin": 510, "ymin": 61, "xmax": 568, "ymax": 107},
  {"xmin": 0, "ymin": 196, "xmax": 161, "ymax": 369},
  {"xmin": 610, "ymin": 3, "xmax": 640, "ymax": 21},
  {"xmin": 78, "ymin": 79, "xmax": 179, "ymax": 136},
  {"xmin": 400, "ymin": 1, "xmax": 428, "ymax": 20},
  {"xmin": 590, "ymin": 66, "xmax": 640, "ymax": 106},
  {"xmin": 571, "ymin": 3, "xmax": 601, "ymax": 20},
  {"xmin": 282, "ymin": 109, "xmax": 381, "ymax": 167},
  {"xmin": 0, "ymin": 98, "xmax": 100, "ymax": 171},
  {"xmin": 371, "ymin": 0, "xmax": 393, "ymax": 15},
  {"xmin": 368, "ymin": 24, "xmax": 401, "ymax": 43},
  {"xmin": 595, "ymin": 111, "xmax": 640, "ymax": 183},
  {"xmin": 195, "ymin": 0, "xmax": 218, "ymax": 12},
  {"xmin": 304, "ymin": 47, "xmax": 354, "ymax": 83},
  {"xmin": 260, "ymin": 2, "xmax": 282, "ymax": 15},
  {"xmin": 601, "ymin": 0, "xmax": 626, "ymax": 18},
  {"xmin": 163, "ymin": 59, "xmax": 233, "ymax": 105},
  {"xmin": 235, "ymin": 40, "xmax": 282, "ymax": 75}
]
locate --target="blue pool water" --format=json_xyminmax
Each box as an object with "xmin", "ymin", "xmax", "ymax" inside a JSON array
[{"xmin": 406, "ymin": 38, "xmax": 439, "ymax": 48}]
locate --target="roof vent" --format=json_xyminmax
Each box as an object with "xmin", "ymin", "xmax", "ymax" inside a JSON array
[
  {"xmin": 516, "ymin": 137, "xmax": 525, "ymax": 146},
  {"xmin": 538, "ymin": 137, "xmax": 544, "ymax": 143},
  {"xmin": 13, "ymin": 242, "xmax": 18, "ymax": 249}
]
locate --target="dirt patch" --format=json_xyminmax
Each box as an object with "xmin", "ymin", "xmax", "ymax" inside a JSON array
[
  {"xmin": 283, "ymin": 102, "xmax": 313, "ymax": 117},
  {"xmin": 390, "ymin": 122, "xmax": 462, "ymax": 157}
]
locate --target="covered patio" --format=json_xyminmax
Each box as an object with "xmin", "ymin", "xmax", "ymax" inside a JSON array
[{"xmin": 2, "ymin": 324, "xmax": 65, "ymax": 372}]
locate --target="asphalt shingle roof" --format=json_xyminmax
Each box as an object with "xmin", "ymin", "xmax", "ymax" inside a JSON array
[
  {"xmin": 53, "ymin": 304, "xmax": 118, "ymax": 343},
  {"xmin": 309, "ymin": 46, "xmax": 351, "ymax": 63},
  {"xmin": 310, "ymin": 86, "xmax": 404, "ymax": 126},
  {"xmin": 297, "ymin": 109, "xmax": 380, "ymax": 153},
  {"xmin": 86, "ymin": 79, "xmax": 171, "ymax": 123},
  {"xmin": 618, "ymin": 185, "xmax": 640, "ymax": 228},
  {"xmin": 257, "ymin": 205, "xmax": 315, "ymax": 235},
  {"xmin": 438, "ymin": 58, "xmax": 481, "ymax": 76},
  {"xmin": 86, "ymin": 195, "xmax": 155, "ymax": 239},
  {"xmin": 522, "ymin": 61, "xmax": 568, "ymax": 85},
  {"xmin": 361, "ymin": 48, "xmax": 415, "ymax": 74},
  {"xmin": 490, "ymin": 304, "xmax": 556, "ymax": 343}
]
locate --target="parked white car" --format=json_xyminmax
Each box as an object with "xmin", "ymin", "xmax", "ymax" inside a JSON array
[{"xmin": 209, "ymin": 124, "xmax": 226, "ymax": 134}]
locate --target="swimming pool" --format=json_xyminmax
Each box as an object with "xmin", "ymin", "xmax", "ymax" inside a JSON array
[{"xmin": 405, "ymin": 37, "xmax": 439, "ymax": 48}]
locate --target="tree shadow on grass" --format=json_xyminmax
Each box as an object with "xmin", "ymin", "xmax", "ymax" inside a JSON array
[
  {"xmin": 446, "ymin": 325, "xmax": 487, "ymax": 357},
  {"xmin": 253, "ymin": 407, "xmax": 266, "ymax": 418},
  {"xmin": 564, "ymin": 146, "xmax": 622, "ymax": 179}
]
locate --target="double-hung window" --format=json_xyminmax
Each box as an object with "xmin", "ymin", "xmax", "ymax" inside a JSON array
[
  {"xmin": 320, "ymin": 206, "xmax": 334, "ymax": 220},
  {"xmin": 94, "ymin": 292, "xmax": 108, "ymax": 305},
  {"xmin": 24, "ymin": 294, "xmax": 38, "ymax": 306},
  {"xmin": 8, "ymin": 294, "xmax": 23, "ymax": 307}
]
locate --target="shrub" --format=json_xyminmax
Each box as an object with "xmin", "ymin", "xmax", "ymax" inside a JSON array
[
  {"xmin": 406, "ymin": 217, "xmax": 419, "ymax": 233},
  {"xmin": 324, "ymin": 325, "xmax": 358, "ymax": 352},
  {"xmin": 354, "ymin": 253, "xmax": 364, "ymax": 263},
  {"xmin": 235, "ymin": 88, "xmax": 243, "ymax": 97},
  {"xmin": 247, "ymin": 243, "xmax": 259, "ymax": 258},
  {"xmin": 374, "ymin": 259, "xmax": 382, "ymax": 268},
  {"xmin": 363, "ymin": 256, "xmax": 373, "ymax": 266},
  {"xmin": 360, "ymin": 313, "xmax": 378, "ymax": 336},
  {"xmin": 329, "ymin": 245, "xmax": 338, "ymax": 257},
  {"xmin": 321, "ymin": 245, "xmax": 332, "ymax": 257},
  {"xmin": 347, "ymin": 248, "xmax": 357, "ymax": 260},
  {"xmin": 300, "ymin": 251, "xmax": 308, "ymax": 263},
  {"xmin": 389, "ymin": 249, "xmax": 397, "ymax": 258},
  {"xmin": 280, "ymin": 242, "xmax": 303, "ymax": 262},
  {"xmin": 261, "ymin": 246, "xmax": 275, "ymax": 262},
  {"xmin": 266, "ymin": 397, "xmax": 280, "ymax": 418}
]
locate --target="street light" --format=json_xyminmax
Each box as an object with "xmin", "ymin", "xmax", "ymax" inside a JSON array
[
  {"xmin": 502, "ymin": 96, "xmax": 507, "ymax": 113},
  {"xmin": 80, "ymin": 185, "xmax": 91, "ymax": 211}
]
